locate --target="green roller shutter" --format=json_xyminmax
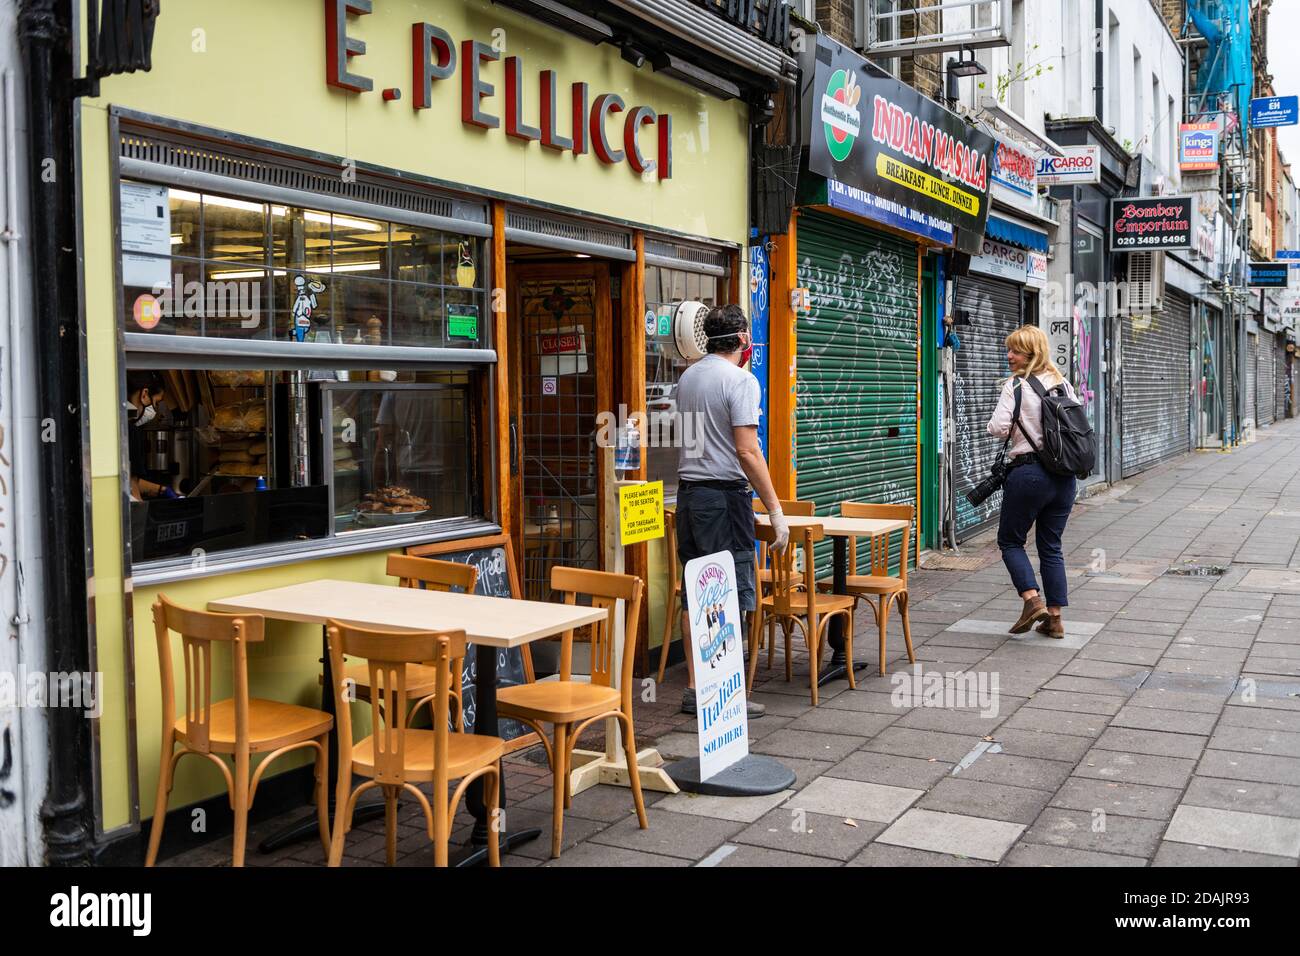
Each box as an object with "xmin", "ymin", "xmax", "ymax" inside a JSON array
[{"xmin": 795, "ymin": 211, "xmax": 918, "ymax": 572}]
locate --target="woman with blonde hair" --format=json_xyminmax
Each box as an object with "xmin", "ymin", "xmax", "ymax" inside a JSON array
[{"xmin": 986, "ymin": 324, "xmax": 1079, "ymax": 639}]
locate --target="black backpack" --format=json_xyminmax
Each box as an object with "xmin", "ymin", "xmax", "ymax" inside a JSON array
[{"xmin": 1021, "ymin": 376, "xmax": 1096, "ymax": 479}]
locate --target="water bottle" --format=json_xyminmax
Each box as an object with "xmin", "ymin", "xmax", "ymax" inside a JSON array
[{"xmin": 255, "ymin": 475, "xmax": 267, "ymax": 491}]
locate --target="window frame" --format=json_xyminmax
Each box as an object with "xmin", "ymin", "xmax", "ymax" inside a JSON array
[{"xmin": 112, "ymin": 154, "xmax": 502, "ymax": 584}]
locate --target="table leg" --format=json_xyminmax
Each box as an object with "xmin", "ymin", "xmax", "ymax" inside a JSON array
[
  {"xmin": 820, "ymin": 535, "xmax": 870, "ymax": 687},
  {"xmin": 451, "ymin": 642, "xmax": 541, "ymax": 867},
  {"xmin": 258, "ymin": 626, "xmax": 384, "ymax": 854}
]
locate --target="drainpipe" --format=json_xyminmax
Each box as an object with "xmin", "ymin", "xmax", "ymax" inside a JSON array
[{"xmin": 18, "ymin": 0, "xmax": 94, "ymax": 865}]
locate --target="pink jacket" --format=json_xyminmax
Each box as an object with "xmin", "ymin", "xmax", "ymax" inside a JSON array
[{"xmin": 987, "ymin": 372, "xmax": 1079, "ymax": 458}]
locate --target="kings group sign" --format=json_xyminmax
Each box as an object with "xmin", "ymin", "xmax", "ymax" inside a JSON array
[
  {"xmin": 1109, "ymin": 196, "xmax": 1193, "ymax": 251},
  {"xmin": 1179, "ymin": 122, "xmax": 1219, "ymax": 171},
  {"xmin": 324, "ymin": 1, "xmax": 672, "ymax": 180},
  {"xmin": 805, "ymin": 34, "xmax": 993, "ymax": 253}
]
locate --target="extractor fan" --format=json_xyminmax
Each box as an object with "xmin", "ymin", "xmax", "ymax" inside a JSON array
[{"xmin": 672, "ymin": 300, "xmax": 710, "ymax": 361}]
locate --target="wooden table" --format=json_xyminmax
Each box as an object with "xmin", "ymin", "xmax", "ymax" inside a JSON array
[
  {"xmin": 210, "ymin": 579, "xmax": 605, "ymax": 865},
  {"xmin": 755, "ymin": 514, "xmax": 909, "ymax": 684}
]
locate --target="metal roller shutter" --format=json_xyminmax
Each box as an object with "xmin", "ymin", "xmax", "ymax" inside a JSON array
[
  {"xmin": 1258, "ymin": 330, "xmax": 1277, "ymax": 426},
  {"xmin": 952, "ymin": 275, "xmax": 1022, "ymax": 539},
  {"xmin": 795, "ymin": 211, "xmax": 918, "ymax": 571},
  {"xmin": 1246, "ymin": 334, "xmax": 1258, "ymax": 430},
  {"xmin": 1120, "ymin": 291, "xmax": 1192, "ymax": 477},
  {"xmin": 1281, "ymin": 344, "xmax": 1291, "ymax": 419}
]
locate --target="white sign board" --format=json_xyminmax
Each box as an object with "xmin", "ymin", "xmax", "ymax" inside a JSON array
[
  {"xmin": 119, "ymin": 182, "xmax": 172, "ymax": 289},
  {"xmin": 684, "ymin": 551, "xmax": 749, "ymax": 780},
  {"xmin": 970, "ymin": 238, "xmax": 1029, "ymax": 283},
  {"xmin": 1027, "ymin": 251, "xmax": 1048, "ymax": 288},
  {"xmin": 1036, "ymin": 146, "xmax": 1101, "ymax": 185}
]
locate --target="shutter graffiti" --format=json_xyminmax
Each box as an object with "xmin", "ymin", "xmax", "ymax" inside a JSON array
[{"xmin": 795, "ymin": 212, "xmax": 918, "ymax": 574}]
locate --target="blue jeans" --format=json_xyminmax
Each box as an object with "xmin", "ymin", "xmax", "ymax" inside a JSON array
[{"xmin": 997, "ymin": 461, "xmax": 1076, "ymax": 608}]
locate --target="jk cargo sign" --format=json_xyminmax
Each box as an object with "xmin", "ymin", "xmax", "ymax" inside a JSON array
[
  {"xmin": 805, "ymin": 34, "xmax": 993, "ymax": 253},
  {"xmin": 1109, "ymin": 196, "xmax": 1193, "ymax": 251}
]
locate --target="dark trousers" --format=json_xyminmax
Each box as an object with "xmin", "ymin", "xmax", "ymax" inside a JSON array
[{"xmin": 997, "ymin": 461, "xmax": 1076, "ymax": 608}]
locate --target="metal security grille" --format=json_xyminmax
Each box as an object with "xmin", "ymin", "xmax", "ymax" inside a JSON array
[
  {"xmin": 795, "ymin": 212, "xmax": 918, "ymax": 573},
  {"xmin": 953, "ymin": 275, "xmax": 1022, "ymax": 539},
  {"xmin": 1246, "ymin": 333, "xmax": 1259, "ymax": 430},
  {"xmin": 1258, "ymin": 330, "xmax": 1277, "ymax": 426},
  {"xmin": 518, "ymin": 278, "xmax": 601, "ymax": 601},
  {"xmin": 1279, "ymin": 342, "xmax": 1290, "ymax": 421},
  {"xmin": 1121, "ymin": 290, "xmax": 1192, "ymax": 478}
]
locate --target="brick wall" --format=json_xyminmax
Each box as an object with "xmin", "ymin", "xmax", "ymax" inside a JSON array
[
  {"xmin": 1161, "ymin": 0, "xmax": 1185, "ymax": 36},
  {"xmin": 815, "ymin": 0, "xmax": 856, "ymax": 46}
]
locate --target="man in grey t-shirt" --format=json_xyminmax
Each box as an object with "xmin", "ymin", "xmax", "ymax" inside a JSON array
[{"xmin": 674, "ymin": 304, "xmax": 789, "ymax": 716}]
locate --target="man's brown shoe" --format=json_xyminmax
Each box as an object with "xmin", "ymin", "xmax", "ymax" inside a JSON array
[
  {"xmin": 1009, "ymin": 596, "xmax": 1049, "ymax": 634},
  {"xmin": 1035, "ymin": 613, "xmax": 1065, "ymax": 639}
]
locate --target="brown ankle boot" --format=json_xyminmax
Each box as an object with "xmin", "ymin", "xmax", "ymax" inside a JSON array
[
  {"xmin": 1036, "ymin": 612, "xmax": 1065, "ymax": 639},
  {"xmin": 1010, "ymin": 595, "xmax": 1049, "ymax": 634}
]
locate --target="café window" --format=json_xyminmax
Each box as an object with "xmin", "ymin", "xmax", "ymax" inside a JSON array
[
  {"xmin": 117, "ymin": 176, "xmax": 493, "ymax": 576},
  {"xmin": 644, "ymin": 264, "xmax": 730, "ymax": 500},
  {"xmin": 119, "ymin": 181, "xmax": 488, "ymax": 348}
]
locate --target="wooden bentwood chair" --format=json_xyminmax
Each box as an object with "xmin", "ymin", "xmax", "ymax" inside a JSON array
[
  {"xmin": 497, "ymin": 566, "xmax": 648, "ymax": 858},
  {"xmin": 750, "ymin": 523, "xmax": 856, "ymax": 706},
  {"xmin": 146, "ymin": 595, "xmax": 333, "ymax": 867},
  {"xmin": 326, "ymin": 622, "xmax": 505, "ymax": 867},
  {"xmin": 333, "ymin": 554, "xmax": 475, "ymax": 731},
  {"xmin": 754, "ymin": 498, "xmax": 816, "ymax": 670},
  {"xmin": 818, "ymin": 502, "xmax": 915, "ymax": 676}
]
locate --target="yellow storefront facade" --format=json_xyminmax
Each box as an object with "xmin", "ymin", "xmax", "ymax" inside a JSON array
[{"xmin": 79, "ymin": 0, "xmax": 764, "ymax": 846}]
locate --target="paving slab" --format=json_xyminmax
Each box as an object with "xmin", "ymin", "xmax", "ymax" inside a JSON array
[
  {"xmin": 992, "ymin": 728, "xmax": 1097, "ymax": 763},
  {"xmin": 875, "ymin": 808, "xmax": 1025, "ymax": 862},
  {"xmin": 828, "ymin": 750, "xmax": 955, "ymax": 789},
  {"xmin": 709, "ymin": 844, "xmax": 843, "ymax": 868},
  {"xmin": 585, "ymin": 808, "xmax": 745, "ymax": 861},
  {"xmin": 846, "ymin": 842, "xmax": 995, "ymax": 866},
  {"xmin": 784, "ymin": 776, "xmax": 923, "ymax": 823},
  {"xmin": 1208, "ymin": 724, "xmax": 1300, "ymax": 758},
  {"xmin": 1196, "ymin": 749, "xmax": 1300, "ymax": 786},
  {"xmin": 732, "ymin": 808, "xmax": 884, "ymax": 861},
  {"xmin": 1050, "ymin": 777, "xmax": 1184, "ymax": 820},
  {"xmin": 953, "ymin": 752, "xmax": 1075, "ymax": 791},
  {"xmin": 540, "ymin": 842, "xmax": 690, "ymax": 867},
  {"xmin": 860, "ymin": 726, "xmax": 983, "ymax": 763},
  {"xmin": 784, "ymin": 707, "xmax": 900, "ymax": 738},
  {"xmin": 1023, "ymin": 690, "xmax": 1125, "ymax": 716},
  {"xmin": 1002, "ymin": 843, "xmax": 1147, "ymax": 867},
  {"xmin": 1001, "ymin": 707, "xmax": 1109, "ymax": 738},
  {"xmin": 919, "ymin": 777, "xmax": 1054, "ymax": 825},
  {"xmin": 748, "ymin": 728, "xmax": 863, "ymax": 763},
  {"xmin": 654, "ymin": 788, "xmax": 795, "ymax": 824},
  {"xmin": 1164, "ymin": 804, "xmax": 1300, "ymax": 858},
  {"xmin": 1020, "ymin": 808, "xmax": 1167, "ymax": 858},
  {"xmin": 1094, "ymin": 726, "xmax": 1209, "ymax": 760},
  {"xmin": 1109, "ymin": 705, "xmax": 1219, "ymax": 735},
  {"xmin": 1151, "ymin": 841, "xmax": 1298, "ymax": 867}
]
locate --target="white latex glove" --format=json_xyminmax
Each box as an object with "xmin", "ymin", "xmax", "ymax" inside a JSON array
[{"xmin": 768, "ymin": 507, "xmax": 790, "ymax": 553}]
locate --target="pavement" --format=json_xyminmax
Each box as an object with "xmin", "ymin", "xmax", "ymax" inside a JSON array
[{"xmin": 167, "ymin": 416, "xmax": 1300, "ymax": 868}]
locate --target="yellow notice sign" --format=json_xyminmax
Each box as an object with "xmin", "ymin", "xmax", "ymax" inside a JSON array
[
  {"xmin": 619, "ymin": 481, "xmax": 665, "ymax": 545},
  {"xmin": 875, "ymin": 153, "xmax": 981, "ymax": 217}
]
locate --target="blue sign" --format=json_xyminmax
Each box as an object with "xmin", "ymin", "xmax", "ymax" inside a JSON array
[
  {"xmin": 1248, "ymin": 262, "xmax": 1290, "ymax": 288},
  {"xmin": 1276, "ymin": 249, "xmax": 1300, "ymax": 265},
  {"xmin": 1249, "ymin": 95, "xmax": 1299, "ymax": 128},
  {"xmin": 826, "ymin": 178, "xmax": 955, "ymax": 246},
  {"xmin": 748, "ymin": 236, "xmax": 770, "ymax": 459}
]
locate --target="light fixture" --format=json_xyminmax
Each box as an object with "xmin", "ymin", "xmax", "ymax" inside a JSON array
[
  {"xmin": 945, "ymin": 48, "xmax": 986, "ymax": 108},
  {"xmin": 620, "ymin": 42, "xmax": 647, "ymax": 70}
]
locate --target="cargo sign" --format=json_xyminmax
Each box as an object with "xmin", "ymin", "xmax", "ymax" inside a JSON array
[
  {"xmin": 1248, "ymin": 262, "xmax": 1290, "ymax": 288},
  {"xmin": 1249, "ymin": 95, "xmax": 1299, "ymax": 128},
  {"xmin": 1036, "ymin": 146, "xmax": 1101, "ymax": 185},
  {"xmin": 1179, "ymin": 122, "xmax": 1219, "ymax": 171},
  {"xmin": 1109, "ymin": 196, "xmax": 1193, "ymax": 251},
  {"xmin": 991, "ymin": 137, "xmax": 1038, "ymax": 198},
  {"xmin": 969, "ymin": 238, "xmax": 1029, "ymax": 283},
  {"xmin": 806, "ymin": 34, "xmax": 992, "ymax": 253}
]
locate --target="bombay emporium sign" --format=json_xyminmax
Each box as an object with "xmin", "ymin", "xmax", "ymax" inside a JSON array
[{"xmin": 324, "ymin": 0, "xmax": 674, "ymax": 180}]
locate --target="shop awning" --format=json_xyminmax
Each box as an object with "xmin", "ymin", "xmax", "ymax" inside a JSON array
[
  {"xmin": 985, "ymin": 215, "xmax": 1050, "ymax": 253},
  {"xmin": 606, "ymin": 0, "xmax": 797, "ymax": 84}
]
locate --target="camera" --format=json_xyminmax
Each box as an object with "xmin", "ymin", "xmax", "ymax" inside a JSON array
[{"xmin": 965, "ymin": 458, "xmax": 1009, "ymax": 508}]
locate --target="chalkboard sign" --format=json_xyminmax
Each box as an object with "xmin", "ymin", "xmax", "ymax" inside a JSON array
[{"xmin": 405, "ymin": 535, "xmax": 537, "ymax": 748}]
